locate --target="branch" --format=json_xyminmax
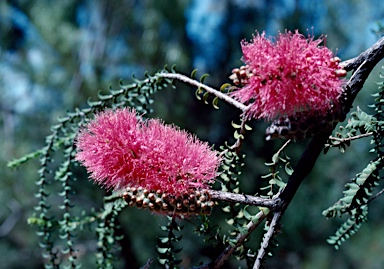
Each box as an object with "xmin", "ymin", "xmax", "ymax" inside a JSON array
[
  {"xmin": 159, "ymin": 72, "xmax": 248, "ymax": 111},
  {"xmin": 208, "ymin": 190, "xmax": 278, "ymax": 209},
  {"xmin": 329, "ymin": 132, "xmax": 373, "ymax": 142},
  {"xmin": 340, "ymin": 36, "xmax": 384, "ymax": 72}
]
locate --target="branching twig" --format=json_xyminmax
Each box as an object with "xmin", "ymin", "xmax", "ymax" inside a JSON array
[
  {"xmin": 329, "ymin": 132, "xmax": 373, "ymax": 142},
  {"xmin": 159, "ymin": 73, "xmax": 248, "ymax": 111}
]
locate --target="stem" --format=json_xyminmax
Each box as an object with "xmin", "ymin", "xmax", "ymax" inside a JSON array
[
  {"xmin": 159, "ymin": 73, "xmax": 248, "ymax": 111},
  {"xmin": 329, "ymin": 132, "xmax": 373, "ymax": 142},
  {"xmin": 253, "ymin": 212, "xmax": 281, "ymax": 269}
]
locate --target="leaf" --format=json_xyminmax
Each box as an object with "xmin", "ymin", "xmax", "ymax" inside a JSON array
[
  {"xmin": 200, "ymin": 73, "xmax": 209, "ymax": 83},
  {"xmin": 203, "ymin": 92, "xmax": 210, "ymax": 104},
  {"xmin": 284, "ymin": 163, "xmax": 294, "ymax": 175},
  {"xmin": 234, "ymin": 130, "xmax": 244, "ymax": 140},
  {"xmin": 238, "ymin": 226, "xmax": 248, "ymax": 235},
  {"xmin": 231, "ymin": 121, "xmax": 242, "ymax": 129},
  {"xmin": 212, "ymin": 97, "xmax": 220, "ymax": 109},
  {"xmin": 272, "ymin": 152, "xmax": 279, "ymax": 164},
  {"xmin": 244, "ymin": 124, "xmax": 252, "ymax": 131},
  {"xmin": 195, "ymin": 87, "xmax": 204, "ymax": 100},
  {"xmin": 220, "ymin": 83, "xmax": 231, "ymax": 91},
  {"xmin": 191, "ymin": 69, "xmax": 198, "ymax": 79},
  {"xmin": 242, "ymin": 207, "xmax": 252, "ymax": 220}
]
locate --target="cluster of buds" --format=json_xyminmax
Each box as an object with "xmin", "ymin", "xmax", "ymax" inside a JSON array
[
  {"xmin": 229, "ymin": 65, "xmax": 254, "ymax": 86},
  {"xmin": 122, "ymin": 187, "xmax": 215, "ymax": 216},
  {"xmin": 330, "ymin": 57, "xmax": 347, "ymax": 78}
]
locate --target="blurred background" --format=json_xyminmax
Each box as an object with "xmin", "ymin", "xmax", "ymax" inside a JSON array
[{"xmin": 1, "ymin": 0, "xmax": 384, "ymax": 268}]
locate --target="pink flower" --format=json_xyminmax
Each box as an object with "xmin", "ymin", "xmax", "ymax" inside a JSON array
[
  {"xmin": 230, "ymin": 30, "xmax": 346, "ymax": 121},
  {"xmin": 75, "ymin": 108, "xmax": 221, "ymax": 195}
]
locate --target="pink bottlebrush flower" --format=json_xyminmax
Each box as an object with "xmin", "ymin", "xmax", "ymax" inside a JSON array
[
  {"xmin": 75, "ymin": 108, "xmax": 221, "ymax": 195},
  {"xmin": 230, "ymin": 30, "xmax": 346, "ymax": 121}
]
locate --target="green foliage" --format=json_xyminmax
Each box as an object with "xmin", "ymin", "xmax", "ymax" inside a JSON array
[
  {"xmin": 194, "ymin": 70, "xmax": 222, "ymax": 109},
  {"xmin": 260, "ymin": 142, "xmax": 293, "ymax": 197},
  {"xmin": 96, "ymin": 197, "xmax": 127, "ymax": 269},
  {"xmin": 325, "ymin": 107, "xmax": 382, "ymax": 153},
  {"xmin": 324, "ymin": 66, "xmax": 384, "ymax": 249},
  {"xmin": 323, "ymin": 159, "xmax": 381, "ymax": 218},
  {"xmin": 326, "ymin": 205, "xmax": 368, "ymax": 250},
  {"xmin": 217, "ymin": 142, "xmax": 261, "ymax": 265},
  {"xmin": 9, "ymin": 68, "xmax": 175, "ymax": 268},
  {"xmin": 157, "ymin": 216, "xmax": 183, "ymax": 268}
]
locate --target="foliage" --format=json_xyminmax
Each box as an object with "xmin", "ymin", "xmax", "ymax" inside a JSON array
[
  {"xmin": 9, "ymin": 67, "xmax": 176, "ymax": 268},
  {"xmin": 323, "ymin": 66, "xmax": 384, "ymax": 249}
]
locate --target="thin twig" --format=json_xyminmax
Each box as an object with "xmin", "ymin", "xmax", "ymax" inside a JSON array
[
  {"xmin": 368, "ymin": 186, "xmax": 384, "ymax": 204},
  {"xmin": 329, "ymin": 132, "xmax": 373, "ymax": 142},
  {"xmin": 253, "ymin": 212, "xmax": 282, "ymax": 269},
  {"xmin": 159, "ymin": 72, "xmax": 248, "ymax": 111},
  {"xmin": 230, "ymin": 117, "xmax": 250, "ymax": 153},
  {"xmin": 276, "ymin": 139, "xmax": 291, "ymax": 156},
  {"xmin": 193, "ymin": 211, "xmax": 268, "ymax": 269},
  {"xmin": 139, "ymin": 258, "xmax": 154, "ymax": 269}
]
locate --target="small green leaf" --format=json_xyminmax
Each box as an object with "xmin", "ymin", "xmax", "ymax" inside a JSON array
[
  {"xmin": 157, "ymin": 247, "xmax": 169, "ymax": 254},
  {"xmin": 284, "ymin": 163, "xmax": 294, "ymax": 175},
  {"xmin": 195, "ymin": 88, "xmax": 204, "ymax": 100},
  {"xmin": 191, "ymin": 69, "xmax": 198, "ymax": 79},
  {"xmin": 212, "ymin": 97, "xmax": 220, "ymax": 109},
  {"xmin": 238, "ymin": 226, "xmax": 248, "ymax": 235},
  {"xmin": 203, "ymin": 92, "xmax": 210, "ymax": 104},
  {"xmin": 272, "ymin": 152, "xmax": 279, "ymax": 164},
  {"xmin": 231, "ymin": 121, "xmax": 242, "ymax": 129},
  {"xmin": 234, "ymin": 130, "xmax": 244, "ymax": 140},
  {"xmin": 220, "ymin": 83, "xmax": 231, "ymax": 91},
  {"xmin": 244, "ymin": 124, "xmax": 252, "ymax": 131},
  {"xmin": 200, "ymin": 73, "xmax": 209, "ymax": 83}
]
